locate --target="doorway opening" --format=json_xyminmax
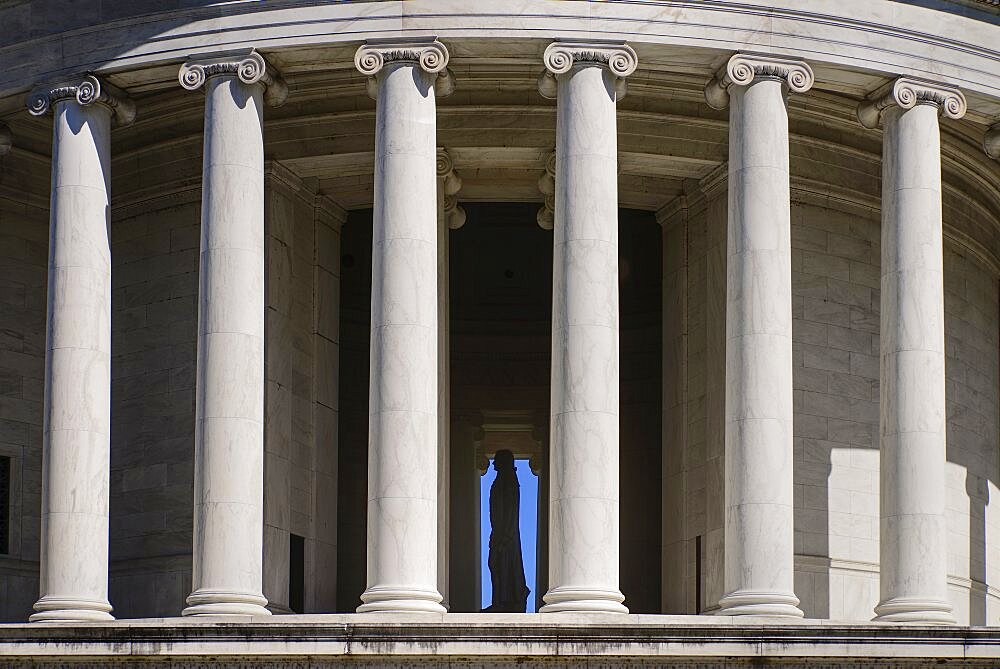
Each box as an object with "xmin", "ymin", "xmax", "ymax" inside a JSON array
[{"xmin": 480, "ymin": 455, "xmax": 539, "ymax": 612}]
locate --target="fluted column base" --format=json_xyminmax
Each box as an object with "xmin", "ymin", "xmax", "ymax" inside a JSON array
[
  {"xmin": 182, "ymin": 589, "xmax": 271, "ymax": 617},
  {"xmin": 540, "ymin": 587, "xmax": 629, "ymax": 614},
  {"xmin": 357, "ymin": 586, "xmax": 447, "ymax": 614},
  {"xmin": 30, "ymin": 596, "xmax": 114, "ymax": 623},
  {"xmin": 718, "ymin": 590, "xmax": 804, "ymax": 618},
  {"xmin": 873, "ymin": 597, "xmax": 955, "ymax": 624}
]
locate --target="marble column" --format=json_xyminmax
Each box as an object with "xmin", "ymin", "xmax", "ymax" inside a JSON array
[
  {"xmin": 859, "ymin": 77, "xmax": 966, "ymax": 624},
  {"xmin": 985, "ymin": 123, "xmax": 1000, "ymax": 160},
  {"xmin": 537, "ymin": 41, "xmax": 637, "ymax": 614},
  {"xmin": 704, "ymin": 53, "xmax": 813, "ymax": 617},
  {"xmin": 354, "ymin": 38, "xmax": 454, "ymax": 614},
  {"xmin": 435, "ymin": 148, "xmax": 464, "ymax": 609},
  {"xmin": 178, "ymin": 50, "xmax": 286, "ymax": 617},
  {"xmin": 26, "ymin": 76, "xmax": 133, "ymax": 622}
]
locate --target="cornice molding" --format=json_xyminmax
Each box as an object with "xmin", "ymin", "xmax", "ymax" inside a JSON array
[
  {"xmin": 0, "ymin": 183, "xmax": 47, "ymax": 212},
  {"xmin": 656, "ymin": 179, "xmax": 708, "ymax": 229},
  {"xmin": 985, "ymin": 123, "xmax": 1000, "ymax": 160},
  {"xmin": 315, "ymin": 193, "xmax": 347, "ymax": 229},
  {"xmin": 111, "ymin": 182, "xmax": 201, "ymax": 219},
  {"xmin": 264, "ymin": 159, "xmax": 315, "ymax": 205},
  {"xmin": 535, "ymin": 151, "xmax": 556, "ymax": 230},
  {"xmin": 0, "ymin": 122, "xmax": 9, "ymax": 155},
  {"xmin": 538, "ymin": 41, "xmax": 638, "ymax": 100},
  {"xmin": 437, "ymin": 148, "xmax": 466, "ymax": 230},
  {"xmin": 704, "ymin": 53, "xmax": 814, "ymax": 110},
  {"xmin": 788, "ymin": 174, "xmax": 1000, "ymax": 275},
  {"xmin": 179, "ymin": 49, "xmax": 287, "ymax": 107},
  {"xmin": 857, "ymin": 77, "xmax": 967, "ymax": 129},
  {"xmin": 26, "ymin": 74, "xmax": 135, "ymax": 126},
  {"xmin": 355, "ymin": 38, "xmax": 454, "ymax": 99},
  {"xmin": 698, "ymin": 162, "xmax": 730, "ymax": 200}
]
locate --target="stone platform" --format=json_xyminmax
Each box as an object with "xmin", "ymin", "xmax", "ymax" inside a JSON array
[{"xmin": 1, "ymin": 614, "xmax": 999, "ymax": 667}]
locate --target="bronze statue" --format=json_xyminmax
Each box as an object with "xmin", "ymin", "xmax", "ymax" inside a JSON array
[{"xmin": 483, "ymin": 449, "xmax": 530, "ymax": 612}]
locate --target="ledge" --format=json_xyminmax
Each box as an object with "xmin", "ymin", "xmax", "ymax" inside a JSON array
[{"xmin": 2, "ymin": 614, "xmax": 1000, "ymax": 665}]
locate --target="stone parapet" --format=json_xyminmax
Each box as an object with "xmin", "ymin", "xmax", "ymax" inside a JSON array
[{"xmin": 2, "ymin": 616, "xmax": 1000, "ymax": 666}]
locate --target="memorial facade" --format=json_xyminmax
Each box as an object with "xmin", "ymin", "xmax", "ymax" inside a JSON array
[{"xmin": 1, "ymin": 0, "xmax": 1000, "ymax": 665}]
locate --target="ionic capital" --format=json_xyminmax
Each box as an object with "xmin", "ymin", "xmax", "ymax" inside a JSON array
[
  {"xmin": 436, "ymin": 149, "xmax": 466, "ymax": 229},
  {"xmin": 704, "ymin": 53, "xmax": 814, "ymax": 110},
  {"xmin": 179, "ymin": 49, "xmax": 288, "ymax": 107},
  {"xmin": 27, "ymin": 75, "xmax": 135, "ymax": 126},
  {"xmin": 983, "ymin": 123, "xmax": 1000, "ymax": 160},
  {"xmin": 355, "ymin": 38, "xmax": 454, "ymax": 99},
  {"xmin": 444, "ymin": 195, "xmax": 466, "ymax": 230},
  {"xmin": 0, "ymin": 122, "xmax": 10, "ymax": 155},
  {"xmin": 536, "ymin": 151, "xmax": 557, "ymax": 230},
  {"xmin": 857, "ymin": 77, "xmax": 966, "ymax": 129},
  {"xmin": 538, "ymin": 41, "xmax": 638, "ymax": 100},
  {"xmin": 436, "ymin": 148, "xmax": 462, "ymax": 193}
]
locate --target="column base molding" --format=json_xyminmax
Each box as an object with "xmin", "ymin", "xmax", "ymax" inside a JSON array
[
  {"xmin": 30, "ymin": 596, "xmax": 114, "ymax": 623},
  {"xmin": 182, "ymin": 589, "xmax": 271, "ymax": 617},
  {"xmin": 717, "ymin": 590, "xmax": 804, "ymax": 618},
  {"xmin": 357, "ymin": 586, "xmax": 447, "ymax": 614},
  {"xmin": 540, "ymin": 586, "xmax": 629, "ymax": 614},
  {"xmin": 873, "ymin": 596, "xmax": 955, "ymax": 625}
]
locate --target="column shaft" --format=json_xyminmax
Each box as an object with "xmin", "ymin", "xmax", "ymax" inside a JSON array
[
  {"xmin": 184, "ymin": 72, "xmax": 270, "ymax": 616},
  {"xmin": 540, "ymin": 45, "xmax": 634, "ymax": 614},
  {"xmin": 875, "ymin": 103, "xmax": 953, "ymax": 624},
  {"xmin": 719, "ymin": 75, "xmax": 803, "ymax": 618},
  {"xmin": 32, "ymin": 98, "xmax": 114, "ymax": 623},
  {"xmin": 358, "ymin": 51, "xmax": 446, "ymax": 613}
]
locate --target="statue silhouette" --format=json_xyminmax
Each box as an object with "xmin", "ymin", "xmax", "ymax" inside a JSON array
[{"xmin": 483, "ymin": 449, "xmax": 530, "ymax": 612}]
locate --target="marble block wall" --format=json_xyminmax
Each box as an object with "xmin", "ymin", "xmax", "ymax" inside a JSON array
[
  {"xmin": 788, "ymin": 201, "xmax": 881, "ymax": 621},
  {"xmin": 0, "ymin": 195, "xmax": 45, "ymax": 622},
  {"xmin": 661, "ymin": 180, "xmax": 726, "ymax": 616},
  {"xmin": 942, "ymin": 243, "xmax": 1000, "ymax": 625},
  {"xmin": 263, "ymin": 164, "xmax": 340, "ymax": 614},
  {"xmin": 107, "ymin": 197, "xmax": 200, "ymax": 618}
]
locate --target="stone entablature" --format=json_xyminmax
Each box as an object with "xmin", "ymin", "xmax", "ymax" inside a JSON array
[{"xmin": 3, "ymin": 1, "xmax": 1000, "ymax": 118}]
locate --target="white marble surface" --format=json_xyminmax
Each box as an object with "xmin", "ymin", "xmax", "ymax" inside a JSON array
[
  {"xmin": 541, "ymin": 43, "xmax": 633, "ymax": 614},
  {"xmin": 357, "ymin": 41, "xmax": 447, "ymax": 614},
  {"xmin": 874, "ymin": 102, "xmax": 954, "ymax": 625},
  {"xmin": 719, "ymin": 63, "xmax": 804, "ymax": 618},
  {"xmin": 183, "ymin": 68, "xmax": 270, "ymax": 617},
  {"xmin": 30, "ymin": 96, "xmax": 115, "ymax": 623}
]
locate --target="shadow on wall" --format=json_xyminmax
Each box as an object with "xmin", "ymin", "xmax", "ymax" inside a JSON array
[{"xmin": 943, "ymin": 246, "xmax": 999, "ymax": 626}]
